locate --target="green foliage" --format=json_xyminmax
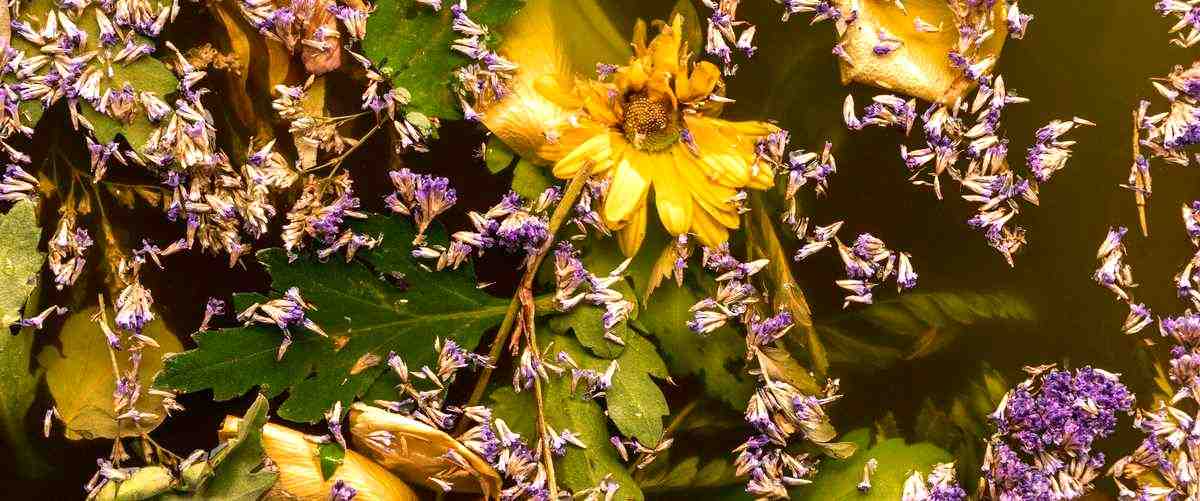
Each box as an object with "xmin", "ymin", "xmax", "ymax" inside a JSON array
[
  {"xmin": 638, "ymin": 451, "xmax": 741, "ymax": 493},
  {"xmin": 561, "ymin": 328, "xmax": 668, "ymax": 445},
  {"xmin": 193, "ymin": 394, "xmax": 278, "ymax": 500},
  {"xmin": 511, "ymin": 159, "xmax": 553, "ymax": 200},
  {"xmin": 10, "ymin": 0, "xmax": 178, "ymax": 151},
  {"xmin": 636, "ymin": 284, "xmax": 754, "ymax": 409},
  {"xmin": 792, "ymin": 428, "xmax": 953, "ymax": 501},
  {"xmin": 485, "ymin": 136, "xmax": 517, "ymax": 173},
  {"xmin": 0, "ymin": 201, "xmax": 48, "ymax": 477},
  {"xmin": 155, "ymin": 215, "xmax": 510, "ymax": 422},
  {"xmin": 317, "ymin": 442, "xmax": 346, "ymax": 480},
  {"xmin": 0, "ymin": 200, "xmax": 42, "ymax": 326},
  {"xmin": 363, "ymin": 0, "xmax": 526, "ymax": 119},
  {"xmin": 490, "ymin": 385, "xmax": 644, "ymax": 500},
  {"xmin": 817, "ymin": 291, "xmax": 1035, "ymax": 372},
  {"xmin": 913, "ymin": 364, "xmax": 1009, "ymax": 489}
]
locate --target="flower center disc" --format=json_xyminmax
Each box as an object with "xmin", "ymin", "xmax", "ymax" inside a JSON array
[{"xmin": 621, "ymin": 92, "xmax": 680, "ymax": 152}]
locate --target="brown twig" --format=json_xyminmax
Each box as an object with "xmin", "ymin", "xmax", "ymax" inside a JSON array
[
  {"xmin": 1132, "ymin": 110, "xmax": 1149, "ymax": 237},
  {"xmin": 458, "ymin": 163, "xmax": 595, "ymax": 420}
]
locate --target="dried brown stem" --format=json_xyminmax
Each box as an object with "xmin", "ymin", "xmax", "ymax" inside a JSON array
[
  {"xmin": 1133, "ymin": 110, "xmax": 1149, "ymax": 237},
  {"xmin": 459, "ymin": 162, "xmax": 595, "ymax": 418}
]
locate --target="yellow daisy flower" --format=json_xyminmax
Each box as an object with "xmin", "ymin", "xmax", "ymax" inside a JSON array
[{"xmin": 485, "ymin": 11, "xmax": 779, "ymax": 256}]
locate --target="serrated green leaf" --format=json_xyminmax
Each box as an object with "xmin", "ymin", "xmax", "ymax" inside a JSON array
[
  {"xmin": 637, "ymin": 284, "xmax": 753, "ymax": 409},
  {"xmin": 198, "ymin": 394, "xmax": 278, "ymax": 500},
  {"xmin": 557, "ymin": 329, "xmax": 668, "ymax": 445},
  {"xmin": 490, "ymin": 385, "xmax": 644, "ymax": 500},
  {"xmin": 792, "ymin": 428, "xmax": 953, "ymax": 501},
  {"xmin": 363, "ymin": 0, "xmax": 526, "ymax": 119},
  {"xmin": 317, "ymin": 442, "xmax": 346, "ymax": 480},
  {"xmin": 913, "ymin": 363, "xmax": 1009, "ymax": 489},
  {"xmin": 817, "ymin": 291, "xmax": 1034, "ymax": 372},
  {"xmin": 0, "ymin": 200, "xmax": 42, "ymax": 326},
  {"xmin": 155, "ymin": 215, "xmax": 510, "ymax": 423},
  {"xmin": 0, "ymin": 201, "xmax": 49, "ymax": 477},
  {"xmin": 550, "ymin": 303, "xmax": 628, "ymax": 359}
]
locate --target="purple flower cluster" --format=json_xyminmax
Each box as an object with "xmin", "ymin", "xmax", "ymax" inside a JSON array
[
  {"xmin": 1026, "ymin": 118, "xmax": 1092, "ymax": 183},
  {"xmin": 410, "ymin": 184, "xmax": 559, "ymax": 272},
  {"xmin": 449, "ymin": 0, "xmax": 517, "ymax": 118},
  {"xmin": 1156, "ymin": 1, "xmax": 1200, "ymax": 48},
  {"xmin": 980, "ymin": 366, "xmax": 1132, "ymax": 500},
  {"xmin": 385, "ymin": 168, "xmax": 458, "ymax": 244},
  {"xmin": 687, "ymin": 243, "xmax": 844, "ymax": 499},
  {"xmin": 844, "ymin": 94, "xmax": 917, "ymax": 134},
  {"xmin": 901, "ymin": 462, "xmax": 967, "ymax": 501},
  {"xmin": 808, "ymin": 232, "xmax": 918, "ymax": 308},
  {"xmin": 553, "ymin": 242, "xmax": 634, "ymax": 342},
  {"xmin": 236, "ymin": 287, "xmax": 328, "ymax": 360},
  {"xmin": 702, "ymin": 0, "xmax": 758, "ymax": 76}
]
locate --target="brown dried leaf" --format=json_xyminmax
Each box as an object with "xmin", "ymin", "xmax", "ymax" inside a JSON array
[{"xmin": 836, "ymin": 0, "xmax": 1007, "ymax": 103}]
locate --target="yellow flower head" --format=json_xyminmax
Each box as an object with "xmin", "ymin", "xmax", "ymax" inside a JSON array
[{"xmin": 486, "ymin": 10, "xmax": 779, "ymax": 256}]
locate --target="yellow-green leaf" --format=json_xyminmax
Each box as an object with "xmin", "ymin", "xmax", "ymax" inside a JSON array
[{"xmin": 37, "ymin": 307, "xmax": 182, "ymax": 440}]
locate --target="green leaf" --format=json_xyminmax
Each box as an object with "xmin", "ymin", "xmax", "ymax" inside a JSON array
[
  {"xmin": 317, "ymin": 442, "xmax": 346, "ymax": 480},
  {"xmin": 0, "ymin": 203, "xmax": 49, "ymax": 477},
  {"xmin": 490, "ymin": 385, "xmax": 644, "ymax": 500},
  {"xmin": 363, "ymin": 0, "xmax": 526, "ymax": 119},
  {"xmin": 638, "ymin": 451, "xmax": 741, "ymax": 492},
  {"xmin": 817, "ymin": 291, "xmax": 1034, "ymax": 372},
  {"xmin": 511, "ymin": 158, "xmax": 552, "ymax": 201},
  {"xmin": 38, "ymin": 307, "xmax": 182, "ymax": 440},
  {"xmin": 198, "ymin": 394, "xmax": 278, "ymax": 500},
  {"xmin": 155, "ymin": 215, "xmax": 510, "ymax": 423},
  {"xmin": 0, "ymin": 200, "xmax": 42, "ymax": 326},
  {"xmin": 560, "ymin": 329, "xmax": 668, "ymax": 445},
  {"xmin": 913, "ymin": 363, "xmax": 1009, "ymax": 489},
  {"xmin": 792, "ymin": 428, "xmax": 953, "ymax": 501},
  {"xmin": 10, "ymin": 0, "xmax": 178, "ymax": 149},
  {"xmin": 637, "ymin": 284, "xmax": 753, "ymax": 409},
  {"xmin": 485, "ymin": 136, "xmax": 517, "ymax": 173},
  {"xmin": 549, "ymin": 303, "xmax": 628, "ymax": 359}
]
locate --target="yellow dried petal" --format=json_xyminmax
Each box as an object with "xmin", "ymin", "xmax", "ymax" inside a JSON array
[
  {"xmin": 348, "ymin": 404, "xmax": 501, "ymax": 498},
  {"xmin": 836, "ymin": 0, "xmax": 1008, "ymax": 103},
  {"xmin": 220, "ymin": 416, "xmax": 418, "ymax": 501}
]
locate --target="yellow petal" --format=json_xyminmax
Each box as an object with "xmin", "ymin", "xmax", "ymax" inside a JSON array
[
  {"xmin": 836, "ymin": 0, "xmax": 1008, "ymax": 104},
  {"xmin": 674, "ymin": 147, "xmax": 741, "ymax": 228},
  {"xmin": 552, "ymin": 130, "xmax": 617, "ymax": 178},
  {"xmin": 533, "ymin": 74, "xmax": 582, "ymax": 109},
  {"xmin": 632, "ymin": 18, "xmax": 648, "ymax": 55},
  {"xmin": 603, "ymin": 152, "xmax": 651, "ymax": 224},
  {"xmin": 649, "ymin": 15, "xmax": 683, "ymax": 73},
  {"xmin": 653, "ymin": 156, "xmax": 694, "ymax": 236},
  {"xmin": 617, "ymin": 205, "xmax": 648, "ymax": 257},
  {"xmin": 676, "ymin": 61, "xmax": 721, "ymax": 102},
  {"xmin": 539, "ymin": 122, "xmax": 607, "ymax": 161},
  {"xmin": 690, "ymin": 201, "xmax": 731, "ymax": 247}
]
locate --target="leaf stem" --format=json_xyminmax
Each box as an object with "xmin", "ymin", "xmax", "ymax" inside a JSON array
[
  {"xmin": 305, "ymin": 120, "xmax": 383, "ymax": 176},
  {"xmin": 459, "ymin": 163, "xmax": 595, "ymax": 415}
]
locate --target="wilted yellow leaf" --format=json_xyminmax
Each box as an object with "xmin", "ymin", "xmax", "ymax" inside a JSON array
[
  {"xmin": 221, "ymin": 415, "xmax": 418, "ymax": 501},
  {"xmin": 37, "ymin": 307, "xmax": 182, "ymax": 440},
  {"xmin": 349, "ymin": 403, "xmax": 501, "ymax": 498},
  {"xmin": 836, "ymin": 0, "xmax": 1008, "ymax": 103}
]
